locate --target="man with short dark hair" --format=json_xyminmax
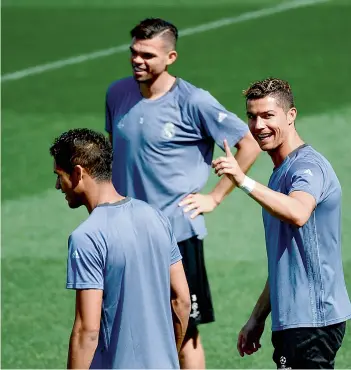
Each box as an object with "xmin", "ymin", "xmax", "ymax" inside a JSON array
[
  {"xmin": 213, "ymin": 78, "xmax": 351, "ymax": 369},
  {"xmin": 50, "ymin": 128, "xmax": 191, "ymax": 369},
  {"xmin": 105, "ymin": 18, "xmax": 261, "ymax": 368}
]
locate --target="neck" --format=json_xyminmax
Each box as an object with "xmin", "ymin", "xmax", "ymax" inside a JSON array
[
  {"xmin": 268, "ymin": 131, "xmax": 305, "ymax": 168},
  {"xmin": 139, "ymin": 72, "xmax": 176, "ymax": 99},
  {"xmin": 83, "ymin": 181, "xmax": 125, "ymax": 214}
]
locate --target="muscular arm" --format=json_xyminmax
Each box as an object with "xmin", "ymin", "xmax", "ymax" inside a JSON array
[
  {"xmin": 67, "ymin": 289, "xmax": 103, "ymax": 369},
  {"xmin": 247, "ymin": 183, "xmax": 316, "ymax": 227},
  {"xmin": 210, "ymin": 131, "xmax": 261, "ymax": 205},
  {"xmin": 170, "ymin": 260, "xmax": 191, "ymax": 352},
  {"xmin": 213, "ymin": 140, "xmax": 317, "ymax": 227}
]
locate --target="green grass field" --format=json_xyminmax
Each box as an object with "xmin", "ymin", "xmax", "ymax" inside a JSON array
[{"xmin": 2, "ymin": 0, "xmax": 351, "ymax": 368}]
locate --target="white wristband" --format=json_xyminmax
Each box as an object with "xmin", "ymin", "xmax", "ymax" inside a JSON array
[{"xmin": 239, "ymin": 176, "xmax": 256, "ymax": 194}]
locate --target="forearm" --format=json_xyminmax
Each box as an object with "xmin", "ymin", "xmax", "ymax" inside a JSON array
[
  {"xmin": 210, "ymin": 148, "xmax": 258, "ymax": 204},
  {"xmin": 250, "ymin": 279, "xmax": 271, "ymax": 323},
  {"xmin": 247, "ymin": 181, "xmax": 308, "ymax": 226},
  {"xmin": 171, "ymin": 298, "xmax": 190, "ymax": 352},
  {"xmin": 67, "ymin": 329, "xmax": 99, "ymax": 369}
]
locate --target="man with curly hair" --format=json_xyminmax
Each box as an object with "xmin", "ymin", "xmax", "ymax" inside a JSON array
[{"xmin": 213, "ymin": 78, "xmax": 351, "ymax": 369}]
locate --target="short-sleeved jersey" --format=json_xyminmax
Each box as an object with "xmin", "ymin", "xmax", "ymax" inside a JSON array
[
  {"xmin": 263, "ymin": 144, "xmax": 351, "ymax": 331},
  {"xmin": 106, "ymin": 77, "xmax": 249, "ymax": 242},
  {"xmin": 66, "ymin": 197, "xmax": 182, "ymax": 369}
]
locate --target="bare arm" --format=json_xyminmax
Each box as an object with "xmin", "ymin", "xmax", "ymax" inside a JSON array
[
  {"xmin": 237, "ymin": 279, "xmax": 271, "ymax": 357},
  {"xmin": 180, "ymin": 132, "xmax": 261, "ymax": 218},
  {"xmin": 250, "ymin": 279, "xmax": 271, "ymax": 323},
  {"xmin": 210, "ymin": 131, "xmax": 261, "ymax": 205},
  {"xmin": 213, "ymin": 140, "xmax": 316, "ymax": 227},
  {"xmin": 67, "ymin": 289, "xmax": 103, "ymax": 369},
  {"xmin": 246, "ymin": 184, "xmax": 315, "ymax": 227},
  {"xmin": 170, "ymin": 260, "xmax": 191, "ymax": 352}
]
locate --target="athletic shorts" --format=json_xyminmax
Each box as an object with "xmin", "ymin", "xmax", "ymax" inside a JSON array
[
  {"xmin": 178, "ymin": 236, "xmax": 215, "ymax": 327},
  {"xmin": 271, "ymin": 321, "xmax": 346, "ymax": 369}
]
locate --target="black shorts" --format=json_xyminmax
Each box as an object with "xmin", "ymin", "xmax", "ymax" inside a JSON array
[
  {"xmin": 271, "ymin": 321, "xmax": 346, "ymax": 369},
  {"xmin": 178, "ymin": 236, "xmax": 215, "ymax": 328}
]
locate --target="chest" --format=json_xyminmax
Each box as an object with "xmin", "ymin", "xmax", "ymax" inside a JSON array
[{"xmin": 112, "ymin": 99, "xmax": 201, "ymax": 149}]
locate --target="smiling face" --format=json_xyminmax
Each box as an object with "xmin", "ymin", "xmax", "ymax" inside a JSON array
[
  {"xmin": 130, "ymin": 36, "xmax": 177, "ymax": 82},
  {"xmin": 246, "ymin": 95, "xmax": 297, "ymax": 152}
]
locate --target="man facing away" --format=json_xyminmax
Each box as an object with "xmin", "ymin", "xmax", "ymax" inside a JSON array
[
  {"xmin": 105, "ymin": 18, "xmax": 261, "ymax": 368},
  {"xmin": 50, "ymin": 128, "xmax": 191, "ymax": 369},
  {"xmin": 213, "ymin": 78, "xmax": 351, "ymax": 369}
]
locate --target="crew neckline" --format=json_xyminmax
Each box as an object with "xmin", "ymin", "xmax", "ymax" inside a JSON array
[
  {"xmin": 96, "ymin": 197, "xmax": 131, "ymax": 208},
  {"xmin": 139, "ymin": 77, "xmax": 179, "ymax": 104},
  {"xmin": 274, "ymin": 143, "xmax": 309, "ymax": 171}
]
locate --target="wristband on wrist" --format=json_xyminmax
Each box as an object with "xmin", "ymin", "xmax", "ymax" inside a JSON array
[{"xmin": 239, "ymin": 176, "xmax": 256, "ymax": 194}]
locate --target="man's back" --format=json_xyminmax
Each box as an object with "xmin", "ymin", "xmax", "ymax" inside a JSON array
[{"xmin": 67, "ymin": 197, "xmax": 181, "ymax": 369}]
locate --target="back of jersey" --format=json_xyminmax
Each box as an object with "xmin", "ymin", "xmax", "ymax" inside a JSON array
[{"xmin": 90, "ymin": 197, "xmax": 181, "ymax": 369}]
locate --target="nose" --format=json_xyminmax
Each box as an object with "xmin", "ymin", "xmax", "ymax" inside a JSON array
[
  {"xmin": 132, "ymin": 55, "xmax": 144, "ymax": 65},
  {"xmin": 254, "ymin": 116, "xmax": 266, "ymax": 130}
]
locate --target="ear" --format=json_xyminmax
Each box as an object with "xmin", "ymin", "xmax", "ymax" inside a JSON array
[
  {"xmin": 166, "ymin": 50, "xmax": 178, "ymax": 66},
  {"xmin": 71, "ymin": 165, "xmax": 83, "ymax": 187},
  {"xmin": 287, "ymin": 107, "xmax": 297, "ymax": 125}
]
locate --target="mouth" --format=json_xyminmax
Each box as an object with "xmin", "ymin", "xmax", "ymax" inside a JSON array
[
  {"xmin": 256, "ymin": 133, "xmax": 273, "ymax": 143},
  {"xmin": 133, "ymin": 65, "xmax": 146, "ymax": 74}
]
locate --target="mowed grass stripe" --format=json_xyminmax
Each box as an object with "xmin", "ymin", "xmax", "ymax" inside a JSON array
[{"xmin": 1, "ymin": 0, "xmax": 330, "ymax": 82}]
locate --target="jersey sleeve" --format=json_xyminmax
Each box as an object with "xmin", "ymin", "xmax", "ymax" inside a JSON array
[
  {"xmin": 170, "ymin": 231, "xmax": 182, "ymax": 266},
  {"xmin": 66, "ymin": 232, "xmax": 105, "ymax": 290},
  {"xmin": 154, "ymin": 208, "xmax": 182, "ymax": 266},
  {"xmin": 188, "ymin": 89, "xmax": 249, "ymax": 150},
  {"xmin": 287, "ymin": 161, "xmax": 325, "ymax": 204}
]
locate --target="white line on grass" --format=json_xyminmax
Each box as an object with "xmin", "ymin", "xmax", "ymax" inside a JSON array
[{"xmin": 2, "ymin": 0, "xmax": 329, "ymax": 83}]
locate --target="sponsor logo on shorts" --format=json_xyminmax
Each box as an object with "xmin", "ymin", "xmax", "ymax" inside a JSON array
[
  {"xmin": 190, "ymin": 294, "xmax": 200, "ymax": 319},
  {"xmin": 279, "ymin": 356, "xmax": 291, "ymax": 369}
]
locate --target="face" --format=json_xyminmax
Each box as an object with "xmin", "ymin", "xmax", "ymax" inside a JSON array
[
  {"xmin": 54, "ymin": 161, "xmax": 83, "ymax": 209},
  {"xmin": 130, "ymin": 36, "xmax": 177, "ymax": 82},
  {"xmin": 246, "ymin": 96, "xmax": 297, "ymax": 152}
]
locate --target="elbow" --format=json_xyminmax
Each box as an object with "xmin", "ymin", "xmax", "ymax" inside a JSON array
[
  {"xmin": 71, "ymin": 326, "xmax": 100, "ymax": 344},
  {"xmin": 290, "ymin": 213, "xmax": 310, "ymax": 228},
  {"xmin": 173, "ymin": 294, "xmax": 191, "ymax": 317},
  {"xmin": 180, "ymin": 295, "xmax": 191, "ymax": 316},
  {"xmin": 184, "ymin": 295, "xmax": 191, "ymax": 316}
]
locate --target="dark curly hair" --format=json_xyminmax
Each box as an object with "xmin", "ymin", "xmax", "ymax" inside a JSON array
[
  {"xmin": 50, "ymin": 128, "xmax": 112, "ymax": 182},
  {"xmin": 244, "ymin": 78, "xmax": 295, "ymax": 112}
]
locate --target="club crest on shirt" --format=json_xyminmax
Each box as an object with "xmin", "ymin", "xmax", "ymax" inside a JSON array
[{"xmin": 162, "ymin": 122, "xmax": 176, "ymax": 139}]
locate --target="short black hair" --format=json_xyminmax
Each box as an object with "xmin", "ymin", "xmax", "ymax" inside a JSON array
[
  {"xmin": 130, "ymin": 18, "xmax": 178, "ymax": 49},
  {"xmin": 50, "ymin": 128, "xmax": 112, "ymax": 182},
  {"xmin": 244, "ymin": 78, "xmax": 295, "ymax": 112}
]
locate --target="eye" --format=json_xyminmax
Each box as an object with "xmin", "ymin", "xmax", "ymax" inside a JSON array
[
  {"xmin": 263, "ymin": 113, "xmax": 274, "ymax": 119},
  {"xmin": 142, "ymin": 53, "xmax": 154, "ymax": 60}
]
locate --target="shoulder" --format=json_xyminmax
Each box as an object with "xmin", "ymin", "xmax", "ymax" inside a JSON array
[
  {"xmin": 288, "ymin": 146, "xmax": 331, "ymax": 174},
  {"xmin": 69, "ymin": 212, "xmax": 105, "ymax": 245},
  {"xmin": 106, "ymin": 76, "xmax": 138, "ymax": 99},
  {"xmin": 130, "ymin": 198, "xmax": 171, "ymax": 228},
  {"xmin": 176, "ymin": 78, "xmax": 213, "ymax": 107}
]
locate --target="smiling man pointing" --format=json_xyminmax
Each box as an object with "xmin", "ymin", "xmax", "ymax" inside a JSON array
[{"xmin": 213, "ymin": 78, "xmax": 351, "ymax": 369}]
